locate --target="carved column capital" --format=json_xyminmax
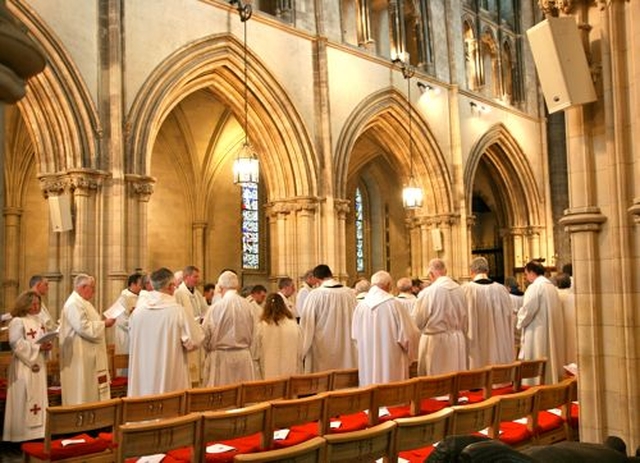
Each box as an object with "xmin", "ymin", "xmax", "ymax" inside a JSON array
[
  {"xmin": 38, "ymin": 173, "xmax": 69, "ymax": 198},
  {"xmin": 67, "ymin": 169, "xmax": 109, "ymax": 196},
  {"xmin": 334, "ymin": 199, "xmax": 350, "ymax": 219},
  {"xmin": 559, "ymin": 206, "xmax": 607, "ymax": 233},
  {"xmin": 629, "ymin": 198, "xmax": 640, "ymax": 225},
  {"xmin": 537, "ymin": 0, "xmax": 575, "ymax": 17},
  {"xmin": 125, "ymin": 174, "xmax": 156, "ymax": 202}
]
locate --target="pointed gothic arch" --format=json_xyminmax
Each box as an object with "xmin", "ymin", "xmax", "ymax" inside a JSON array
[
  {"xmin": 334, "ymin": 88, "xmax": 453, "ymax": 215},
  {"xmin": 125, "ymin": 33, "xmax": 318, "ymax": 201}
]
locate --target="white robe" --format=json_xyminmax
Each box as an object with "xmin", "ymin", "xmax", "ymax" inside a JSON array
[
  {"xmin": 114, "ymin": 288, "xmax": 139, "ymax": 357},
  {"xmin": 557, "ymin": 287, "xmax": 577, "ymax": 364},
  {"xmin": 127, "ymin": 291, "xmax": 193, "ymax": 396},
  {"xmin": 202, "ymin": 290, "xmax": 256, "ymax": 386},
  {"xmin": 174, "ymin": 282, "xmax": 206, "ymax": 385},
  {"xmin": 59, "ymin": 291, "xmax": 110, "ymax": 405},
  {"xmin": 462, "ymin": 275, "xmax": 515, "ymax": 369},
  {"xmin": 352, "ymin": 285, "xmax": 420, "ymax": 386},
  {"xmin": 253, "ymin": 318, "xmax": 303, "ymax": 379},
  {"xmin": 38, "ymin": 301, "xmax": 56, "ymax": 331},
  {"xmin": 300, "ymin": 279, "xmax": 358, "ymax": 373},
  {"xmin": 3, "ymin": 315, "xmax": 48, "ymax": 442},
  {"xmin": 395, "ymin": 293, "xmax": 417, "ymax": 318},
  {"xmin": 295, "ymin": 283, "xmax": 313, "ymax": 319},
  {"xmin": 413, "ymin": 276, "xmax": 468, "ymax": 376},
  {"xmin": 517, "ymin": 276, "xmax": 566, "ymax": 384}
]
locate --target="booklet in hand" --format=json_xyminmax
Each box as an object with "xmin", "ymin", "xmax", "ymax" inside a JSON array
[
  {"xmin": 103, "ymin": 301, "xmax": 126, "ymax": 319},
  {"xmin": 36, "ymin": 328, "xmax": 59, "ymax": 344}
]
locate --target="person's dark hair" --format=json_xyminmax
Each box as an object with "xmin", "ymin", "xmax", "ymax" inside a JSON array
[
  {"xmin": 11, "ymin": 290, "xmax": 41, "ymax": 318},
  {"xmin": 426, "ymin": 435, "xmax": 492, "ymax": 463},
  {"xmin": 183, "ymin": 265, "xmax": 200, "ymax": 277},
  {"xmin": 562, "ymin": 262, "xmax": 573, "ymax": 277},
  {"xmin": 203, "ymin": 283, "xmax": 216, "ymax": 293},
  {"xmin": 29, "ymin": 275, "xmax": 45, "ymax": 288},
  {"xmin": 127, "ymin": 272, "xmax": 143, "ymax": 287},
  {"xmin": 313, "ymin": 264, "xmax": 332, "ymax": 280},
  {"xmin": 251, "ymin": 284, "xmax": 267, "ymax": 294},
  {"xmin": 554, "ymin": 273, "xmax": 572, "ymax": 289},
  {"xmin": 278, "ymin": 277, "xmax": 293, "ymax": 290},
  {"xmin": 261, "ymin": 293, "xmax": 293, "ymax": 326},
  {"xmin": 151, "ymin": 267, "xmax": 174, "ymax": 291},
  {"xmin": 524, "ymin": 260, "xmax": 545, "ymax": 276},
  {"xmin": 460, "ymin": 440, "xmax": 538, "ymax": 462}
]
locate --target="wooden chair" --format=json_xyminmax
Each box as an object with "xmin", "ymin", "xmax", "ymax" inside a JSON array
[
  {"xmin": 517, "ymin": 358, "xmax": 547, "ymax": 389},
  {"xmin": 269, "ymin": 394, "xmax": 326, "ymax": 449},
  {"xmin": 494, "ymin": 387, "xmax": 537, "ymax": 449},
  {"xmin": 46, "ymin": 358, "xmax": 63, "ymax": 407},
  {"xmin": 110, "ymin": 353, "xmax": 129, "ymax": 398},
  {"xmin": 233, "ymin": 436, "xmax": 326, "ymax": 462},
  {"xmin": 489, "ymin": 361, "xmax": 520, "ymax": 396},
  {"xmin": 241, "ymin": 377, "xmax": 289, "ymax": 406},
  {"xmin": 533, "ymin": 378, "xmax": 572, "ymax": 445},
  {"xmin": 186, "ymin": 383, "xmax": 241, "ymax": 412},
  {"xmin": 414, "ymin": 372, "xmax": 457, "ymax": 414},
  {"xmin": 324, "ymin": 420, "xmax": 396, "ymax": 462},
  {"xmin": 450, "ymin": 395, "xmax": 500, "ymax": 437},
  {"xmin": 121, "ymin": 389, "xmax": 186, "ymax": 423},
  {"xmin": 22, "ymin": 398, "xmax": 122, "ymax": 463},
  {"xmin": 116, "ymin": 412, "xmax": 202, "ymax": 463},
  {"xmin": 287, "ymin": 371, "xmax": 332, "ymax": 399},
  {"xmin": 329, "ymin": 368, "xmax": 359, "ymax": 391},
  {"xmin": 567, "ymin": 376, "xmax": 579, "ymax": 440},
  {"xmin": 454, "ymin": 366, "xmax": 491, "ymax": 404},
  {"xmin": 322, "ymin": 385, "xmax": 374, "ymax": 435},
  {"xmin": 393, "ymin": 407, "xmax": 454, "ymax": 463},
  {"xmin": 370, "ymin": 378, "xmax": 417, "ymax": 424}
]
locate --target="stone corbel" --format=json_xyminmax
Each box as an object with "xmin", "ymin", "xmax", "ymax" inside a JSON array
[
  {"xmin": 125, "ymin": 174, "xmax": 156, "ymax": 202},
  {"xmin": 334, "ymin": 199, "xmax": 350, "ymax": 220},
  {"xmin": 559, "ymin": 206, "xmax": 607, "ymax": 232},
  {"xmin": 538, "ymin": 0, "xmax": 574, "ymax": 17},
  {"xmin": 628, "ymin": 199, "xmax": 640, "ymax": 225},
  {"xmin": 66, "ymin": 169, "xmax": 109, "ymax": 196},
  {"xmin": 38, "ymin": 173, "xmax": 69, "ymax": 198}
]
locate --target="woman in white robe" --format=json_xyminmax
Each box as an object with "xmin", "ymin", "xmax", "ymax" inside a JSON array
[
  {"xmin": 253, "ymin": 293, "xmax": 303, "ymax": 379},
  {"xmin": 3, "ymin": 290, "xmax": 53, "ymax": 442}
]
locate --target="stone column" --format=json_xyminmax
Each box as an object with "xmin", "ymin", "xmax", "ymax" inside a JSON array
[
  {"xmin": 125, "ymin": 175, "xmax": 155, "ymax": 271},
  {"xmin": 192, "ymin": 222, "xmax": 207, "ymax": 275},
  {"xmin": 2, "ymin": 207, "xmax": 22, "ymax": 304},
  {"xmin": 388, "ymin": 0, "xmax": 405, "ymax": 61},
  {"xmin": 406, "ymin": 215, "xmax": 422, "ymax": 277},
  {"xmin": 334, "ymin": 199, "xmax": 350, "ymax": 281},
  {"xmin": 291, "ymin": 198, "xmax": 320, "ymax": 280},
  {"xmin": 356, "ymin": 0, "xmax": 375, "ymax": 51},
  {"xmin": 266, "ymin": 201, "xmax": 292, "ymax": 278}
]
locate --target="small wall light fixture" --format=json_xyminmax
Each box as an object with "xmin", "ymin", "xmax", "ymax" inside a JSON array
[
  {"xmin": 469, "ymin": 101, "xmax": 491, "ymax": 116},
  {"xmin": 417, "ymin": 81, "xmax": 441, "ymax": 96}
]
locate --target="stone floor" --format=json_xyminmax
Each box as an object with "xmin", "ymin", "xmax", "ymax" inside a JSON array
[{"xmin": 0, "ymin": 442, "xmax": 23, "ymax": 463}]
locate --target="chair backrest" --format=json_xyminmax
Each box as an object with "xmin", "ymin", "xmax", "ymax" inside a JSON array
[
  {"xmin": 241, "ymin": 377, "xmax": 289, "ymax": 406},
  {"xmin": 454, "ymin": 366, "xmax": 491, "ymax": 403},
  {"xmin": 330, "ymin": 368, "xmax": 359, "ymax": 391},
  {"xmin": 186, "ymin": 383, "xmax": 241, "ymax": 412},
  {"xmin": 414, "ymin": 372, "xmax": 457, "ymax": 406},
  {"xmin": 393, "ymin": 407, "xmax": 454, "ymax": 457},
  {"xmin": 0, "ymin": 351, "xmax": 12, "ymax": 383},
  {"xmin": 370, "ymin": 378, "xmax": 418, "ymax": 424},
  {"xmin": 112, "ymin": 353, "xmax": 129, "ymax": 373},
  {"xmin": 121, "ymin": 389, "xmax": 186, "ymax": 423},
  {"xmin": 44, "ymin": 398, "xmax": 122, "ymax": 453},
  {"xmin": 322, "ymin": 386, "xmax": 374, "ymax": 434},
  {"xmin": 233, "ymin": 436, "xmax": 326, "ymax": 462},
  {"xmin": 324, "ymin": 420, "xmax": 396, "ymax": 462},
  {"xmin": 489, "ymin": 362, "xmax": 520, "ymax": 391},
  {"xmin": 532, "ymin": 379, "xmax": 573, "ymax": 445},
  {"xmin": 450, "ymin": 396, "xmax": 500, "ymax": 437},
  {"xmin": 517, "ymin": 358, "xmax": 547, "ymax": 389},
  {"xmin": 495, "ymin": 388, "xmax": 537, "ymax": 436},
  {"xmin": 287, "ymin": 371, "xmax": 332, "ymax": 399},
  {"xmin": 534, "ymin": 379, "xmax": 571, "ymax": 412},
  {"xmin": 201, "ymin": 402, "xmax": 271, "ymax": 451},
  {"xmin": 116, "ymin": 412, "xmax": 202, "ymax": 463},
  {"xmin": 269, "ymin": 394, "xmax": 326, "ymax": 446}
]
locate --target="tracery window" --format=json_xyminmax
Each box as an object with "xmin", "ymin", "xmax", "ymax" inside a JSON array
[
  {"xmin": 241, "ymin": 183, "xmax": 260, "ymax": 269},
  {"xmin": 355, "ymin": 187, "xmax": 365, "ymax": 273}
]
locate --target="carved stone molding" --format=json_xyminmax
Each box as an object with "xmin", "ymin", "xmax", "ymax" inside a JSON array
[
  {"xmin": 3, "ymin": 206, "xmax": 23, "ymax": 217},
  {"xmin": 628, "ymin": 198, "xmax": 640, "ymax": 224},
  {"xmin": 38, "ymin": 174, "xmax": 69, "ymax": 198},
  {"xmin": 538, "ymin": 0, "xmax": 574, "ymax": 17},
  {"xmin": 266, "ymin": 197, "xmax": 321, "ymax": 218},
  {"xmin": 125, "ymin": 174, "xmax": 156, "ymax": 201},
  {"xmin": 559, "ymin": 206, "xmax": 607, "ymax": 233},
  {"xmin": 334, "ymin": 199, "xmax": 350, "ymax": 219}
]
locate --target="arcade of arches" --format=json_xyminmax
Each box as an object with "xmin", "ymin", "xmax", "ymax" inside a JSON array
[{"xmin": 0, "ymin": 0, "xmax": 638, "ymax": 450}]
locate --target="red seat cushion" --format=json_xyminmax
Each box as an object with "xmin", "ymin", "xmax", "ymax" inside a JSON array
[
  {"xmin": 169, "ymin": 433, "xmax": 263, "ymax": 463},
  {"xmin": 271, "ymin": 422, "xmax": 319, "ymax": 449},
  {"xmin": 22, "ymin": 433, "xmax": 110, "ymax": 461},
  {"xmin": 398, "ymin": 444, "xmax": 436, "ymax": 462},
  {"xmin": 458, "ymin": 390, "xmax": 486, "ymax": 404},
  {"xmin": 111, "ymin": 376, "xmax": 128, "ymax": 388},
  {"xmin": 328, "ymin": 412, "xmax": 369, "ymax": 433},
  {"xmin": 124, "ymin": 454, "xmax": 184, "ymax": 463},
  {"xmin": 491, "ymin": 385, "xmax": 516, "ymax": 396},
  {"xmin": 420, "ymin": 398, "xmax": 449, "ymax": 414},
  {"xmin": 498, "ymin": 421, "xmax": 533, "ymax": 445},
  {"xmin": 570, "ymin": 402, "xmax": 579, "ymax": 427},
  {"xmin": 536, "ymin": 410, "xmax": 564, "ymax": 433}
]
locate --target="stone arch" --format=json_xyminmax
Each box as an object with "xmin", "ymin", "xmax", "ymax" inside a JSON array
[
  {"xmin": 125, "ymin": 33, "xmax": 318, "ymax": 201},
  {"xmin": 9, "ymin": 0, "xmax": 101, "ymax": 173},
  {"xmin": 464, "ymin": 123, "xmax": 542, "ymax": 228},
  {"xmin": 334, "ymin": 88, "xmax": 453, "ymax": 214}
]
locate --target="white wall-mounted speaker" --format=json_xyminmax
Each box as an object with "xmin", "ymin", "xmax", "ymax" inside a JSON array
[
  {"xmin": 526, "ymin": 17, "xmax": 597, "ymax": 114},
  {"xmin": 431, "ymin": 228, "xmax": 443, "ymax": 252},
  {"xmin": 48, "ymin": 194, "xmax": 73, "ymax": 232}
]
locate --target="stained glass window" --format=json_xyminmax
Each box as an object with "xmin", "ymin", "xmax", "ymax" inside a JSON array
[
  {"xmin": 355, "ymin": 187, "xmax": 365, "ymax": 273},
  {"xmin": 241, "ymin": 183, "xmax": 260, "ymax": 269}
]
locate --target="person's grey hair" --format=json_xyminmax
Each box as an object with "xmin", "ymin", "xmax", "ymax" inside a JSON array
[
  {"xmin": 174, "ymin": 270, "xmax": 183, "ymax": 284},
  {"xmin": 151, "ymin": 267, "xmax": 174, "ymax": 290},
  {"xmin": 183, "ymin": 265, "xmax": 199, "ymax": 276},
  {"xmin": 278, "ymin": 277, "xmax": 294, "ymax": 290},
  {"xmin": 29, "ymin": 275, "xmax": 46, "ymax": 288},
  {"xmin": 396, "ymin": 277, "xmax": 412, "ymax": 292},
  {"xmin": 428, "ymin": 258, "xmax": 447, "ymax": 275},
  {"xmin": 302, "ymin": 269, "xmax": 314, "ymax": 280},
  {"xmin": 354, "ymin": 278, "xmax": 371, "ymax": 294},
  {"xmin": 74, "ymin": 273, "xmax": 94, "ymax": 289},
  {"xmin": 371, "ymin": 271, "xmax": 392, "ymax": 289},
  {"xmin": 470, "ymin": 257, "xmax": 490, "ymax": 274},
  {"xmin": 217, "ymin": 270, "xmax": 239, "ymax": 290}
]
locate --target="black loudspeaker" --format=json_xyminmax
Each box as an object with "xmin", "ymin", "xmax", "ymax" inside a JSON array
[
  {"xmin": 48, "ymin": 194, "xmax": 73, "ymax": 232},
  {"xmin": 526, "ymin": 17, "xmax": 597, "ymax": 114}
]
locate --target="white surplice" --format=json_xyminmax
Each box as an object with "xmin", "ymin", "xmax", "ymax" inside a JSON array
[
  {"xmin": 395, "ymin": 292, "xmax": 417, "ymax": 318},
  {"xmin": 3, "ymin": 315, "xmax": 48, "ymax": 442},
  {"xmin": 127, "ymin": 291, "xmax": 193, "ymax": 396},
  {"xmin": 300, "ymin": 279, "xmax": 358, "ymax": 373},
  {"xmin": 517, "ymin": 275, "xmax": 566, "ymax": 384},
  {"xmin": 113, "ymin": 288, "xmax": 139, "ymax": 358},
  {"xmin": 413, "ymin": 276, "xmax": 468, "ymax": 376},
  {"xmin": 174, "ymin": 282, "xmax": 206, "ymax": 385},
  {"xmin": 462, "ymin": 275, "xmax": 515, "ymax": 369},
  {"xmin": 202, "ymin": 290, "xmax": 256, "ymax": 386},
  {"xmin": 253, "ymin": 317, "xmax": 303, "ymax": 379},
  {"xmin": 557, "ymin": 287, "xmax": 576, "ymax": 364},
  {"xmin": 59, "ymin": 291, "xmax": 110, "ymax": 405},
  {"xmin": 295, "ymin": 283, "xmax": 313, "ymax": 319},
  {"xmin": 352, "ymin": 285, "xmax": 420, "ymax": 386}
]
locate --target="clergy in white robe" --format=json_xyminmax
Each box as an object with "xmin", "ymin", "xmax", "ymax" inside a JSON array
[
  {"xmin": 113, "ymin": 273, "xmax": 143, "ymax": 366},
  {"xmin": 295, "ymin": 270, "xmax": 317, "ymax": 320},
  {"xmin": 203, "ymin": 271, "xmax": 256, "ymax": 386},
  {"xmin": 59, "ymin": 274, "xmax": 115, "ymax": 405},
  {"xmin": 300, "ymin": 264, "xmax": 357, "ymax": 373},
  {"xmin": 3, "ymin": 291, "xmax": 51, "ymax": 442},
  {"xmin": 277, "ymin": 277, "xmax": 297, "ymax": 320},
  {"xmin": 128, "ymin": 268, "xmax": 197, "ymax": 396},
  {"xmin": 253, "ymin": 292, "xmax": 303, "ymax": 379},
  {"xmin": 29, "ymin": 275, "xmax": 57, "ymax": 331},
  {"xmin": 463, "ymin": 257, "xmax": 515, "ymax": 369},
  {"xmin": 555, "ymin": 273, "xmax": 576, "ymax": 364},
  {"xmin": 395, "ymin": 277, "xmax": 418, "ymax": 317},
  {"xmin": 246, "ymin": 284, "xmax": 267, "ymax": 321},
  {"xmin": 517, "ymin": 261, "xmax": 566, "ymax": 384},
  {"xmin": 413, "ymin": 259, "xmax": 468, "ymax": 376},
  {"xmin": 352, "ymin": 271, "xmax": 420, "ymax": 386},
  {"xmin": 174, "ymin": 265, "xmax": 207, "ymax": 386}
]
